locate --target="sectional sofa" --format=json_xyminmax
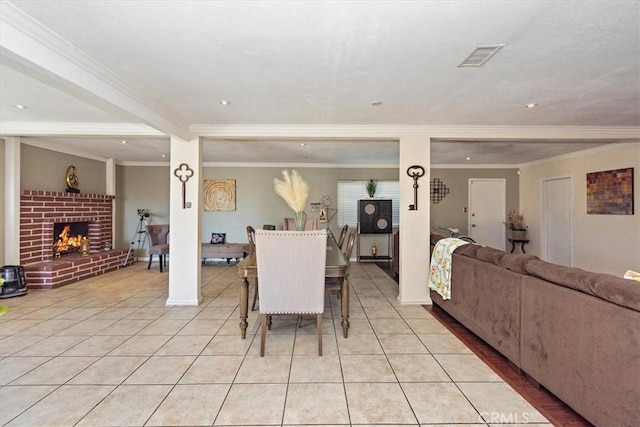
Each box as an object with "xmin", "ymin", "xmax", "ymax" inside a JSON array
[{"xmin": 430, "ymin": 243, "xmax": 640, "ymax": 427}]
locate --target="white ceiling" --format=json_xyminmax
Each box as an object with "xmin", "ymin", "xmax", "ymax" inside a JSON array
[{"xmin": 1, "ymin": 0, "xmax": 639, "ymax": 165}]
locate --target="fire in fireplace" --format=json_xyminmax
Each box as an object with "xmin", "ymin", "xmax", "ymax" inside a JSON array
[{"xmin": 53, "ymin": 222, "xmax": 89, "ymax": 256}]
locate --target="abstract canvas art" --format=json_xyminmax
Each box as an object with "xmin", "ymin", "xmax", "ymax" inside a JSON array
[
  {"xmin": 204, "ymin": 179, "xmax": 236, "ymax": 211},
  {"xmin": 586, "ymin": 168, "xmax": 634, "ymax": 215}
]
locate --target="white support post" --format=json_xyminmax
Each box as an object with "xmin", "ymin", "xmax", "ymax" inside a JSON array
[
  {"xmin": 167, "ymin": 136, "xmax": 202, "ymax": 305},
  {"xmin": 398, "ymin": 133, "xmax": 431, "ymax": 305},
  {"xmin": 106, "ymin": 158, "xmax": 116, "ymax": 247},
  {"xmin": 4, "ymin": 137, "xmax": 21, "ymax": 265}
]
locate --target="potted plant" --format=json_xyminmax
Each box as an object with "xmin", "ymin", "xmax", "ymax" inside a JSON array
[
  {"xmin": 506, "ymin": 209, "xmax": 527, "ymax": 240},
  {"xmin": 366, "ymin": 179, "xmax": 377, "ymax": 197}
]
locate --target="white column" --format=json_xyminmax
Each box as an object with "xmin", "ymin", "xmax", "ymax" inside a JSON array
[
  {"xmin": 4, "ymin": 137, "xmax": 21, "ymax": 265},
  {"xmin": 167, "ymin": 136, "xmax": 202, "ymax": 305},
  {"xmin": 398, "ymin": 133, "xmax": 431, "ymax": 305},
  {"xmin": 105, "ymin": 158, "xmax": 117, "ymax": 248}
]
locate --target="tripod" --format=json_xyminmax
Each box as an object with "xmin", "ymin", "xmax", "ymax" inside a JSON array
[{"xmin": 123, "ymin": 214, "xmax": 150, "ymax": 266}]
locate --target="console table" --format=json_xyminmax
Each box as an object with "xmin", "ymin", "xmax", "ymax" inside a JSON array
[{"xmin": 508, "ymin": 238, "xmax": 529, "ymax": 254}]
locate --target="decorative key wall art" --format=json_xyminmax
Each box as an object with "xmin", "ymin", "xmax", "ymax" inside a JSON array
[
  {"xmin": 587, "ymin": 167, "xmax": 634, "ymax": 215},
  {"xmin": 204, "ymin": 179, "xmax": 236, "ymax": 211}
]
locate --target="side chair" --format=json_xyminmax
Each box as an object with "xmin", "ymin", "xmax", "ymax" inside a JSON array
[
  {"xmin": 146, "ymin": 224, "xmax": 170, "ymax": 272},
  {"xmin": 325, "ymin": 230, "xmax": 355, "ymax": 299},
  {"xmin": 255, "ymin": 229, "xmax": 327, "ymax": 356},
  {"xmin": 246, "ymin": 225, "xmax": 260, "ymax": 311},
  {"xmin": 337, "ymin": 224, "xmax": 349, "ymax": 249}
]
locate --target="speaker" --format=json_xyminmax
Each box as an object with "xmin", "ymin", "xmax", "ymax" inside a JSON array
[{"xmin": 358, "ymin": 199, "xmax": 392, "ymax": 234}]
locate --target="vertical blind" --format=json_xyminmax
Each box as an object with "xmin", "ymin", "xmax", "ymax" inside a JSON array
[{"xmin": 337, "ymin": 181, "xmax": 400, "ymax": 227}]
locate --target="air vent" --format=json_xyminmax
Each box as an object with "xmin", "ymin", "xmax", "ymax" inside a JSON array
[{"xmin": 457, "ymin": 44, "xmax": 506, "ymax": 67}]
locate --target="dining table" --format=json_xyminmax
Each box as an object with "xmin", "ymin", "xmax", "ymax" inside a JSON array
[{"xmin": 236, "ymin": 234, "xmax": 351, "ymax": 338}]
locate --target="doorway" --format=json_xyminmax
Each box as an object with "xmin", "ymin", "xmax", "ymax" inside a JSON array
[
  {"xmin": 468, "ymin": 179, "xmax": 506, "ymax": 250},
  {"xmin": 542, "ymin": 176, "xmax": 572, "ymax": 266}
]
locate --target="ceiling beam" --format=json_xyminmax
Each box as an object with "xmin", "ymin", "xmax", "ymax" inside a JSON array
[{"xmin": 0, "ymin": 1, "xmax": 190, "ymax": 139}]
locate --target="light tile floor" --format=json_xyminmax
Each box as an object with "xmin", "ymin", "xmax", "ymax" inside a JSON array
[{"xmin": 0, "ymin": 262, "xmax": 549, "ymax": 426}]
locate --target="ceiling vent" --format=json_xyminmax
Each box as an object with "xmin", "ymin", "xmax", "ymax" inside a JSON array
[{"xmin": 457, "ymin": 44, "xmax": 506, "ymax": 67}]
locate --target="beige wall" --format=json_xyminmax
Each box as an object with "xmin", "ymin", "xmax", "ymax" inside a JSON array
[
  {"xmin": 116, "ymin": 165, "xmax": 171, "ymax": 252},
  {"xmin": 430, "ymin": 167, "xmax": 520, "ymax": 235},
  {"xmin": 116, "ymin": 165, "xmax": 400, "ymax": 256},
  {"xmin": 0, "ymin": 139, "xmax": 5, "ymax": 265},
  {"xmin": 520, "ymin": 143, "xmax": 640, "ymax": 275},
  {"xmin": 21, "ymin": 144, "xmax": 106, "ymax": 194}
]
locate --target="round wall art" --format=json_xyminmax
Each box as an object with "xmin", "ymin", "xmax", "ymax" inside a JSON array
[{"xmin": 204, "ymin": 179, "xmax": 236, "ymax": 211}]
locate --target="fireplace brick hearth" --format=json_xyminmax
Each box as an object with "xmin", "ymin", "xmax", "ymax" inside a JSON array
[{"xmin": 20, "ymin": 190, "xmax": 133, "ymax": 289}]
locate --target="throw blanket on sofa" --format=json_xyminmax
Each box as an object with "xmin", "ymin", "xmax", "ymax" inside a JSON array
[{"xmin": 429, "ymin": 238, "xmax": 469, "ymax": 300}]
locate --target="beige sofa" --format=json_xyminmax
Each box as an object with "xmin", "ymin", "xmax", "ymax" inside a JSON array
[{"xmin": 430, "ymin": 244, "xmax": 640, "ymax": 427}]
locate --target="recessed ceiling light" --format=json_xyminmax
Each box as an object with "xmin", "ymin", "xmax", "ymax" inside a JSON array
[
  {"xmin": 219, "ymin": 100, "xmax": 230, "ymax": 105},
  {"xmin": 371, "ymin": 101, "xmax": 383, "ymax": 106},
  {"xmin": 300, "ymin": 143, "xmax": 306, "ymax": 146},
  {"xmin": 161, "ymin": 154, "xmax": 166, "ymax": 158},
  {"xmin": 525, "ymin": 103, "xmax": 538, "ymax": 109},
  {"xmin": 14, "ymin": 104, "xmax": 28, "ymax": 109},
  {"xmin": 121, "ymin": 140, "xmax": 127, "ymax": 144},
  {"xmin": 466, "ymin": 157, "xmax": 472, "ymax": 161}
]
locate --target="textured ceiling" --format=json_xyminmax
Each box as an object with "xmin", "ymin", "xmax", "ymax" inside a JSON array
[{"xmin": 1, "ymin": 0, "xmax": 639, "ymax": 165}]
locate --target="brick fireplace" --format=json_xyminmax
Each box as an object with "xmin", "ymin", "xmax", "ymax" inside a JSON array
[{"xmin": 20, "ymin": 190, "xmax": 133, "ymax": 289}]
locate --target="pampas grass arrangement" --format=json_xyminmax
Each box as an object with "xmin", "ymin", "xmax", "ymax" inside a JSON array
[{"xmin": 274, "ymin": 169, "xmax": 309, "ymax": 213}]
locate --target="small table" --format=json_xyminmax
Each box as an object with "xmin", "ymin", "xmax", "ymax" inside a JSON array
[{"xmin": 508, "ymin": 238, "xmax": 530, "ymax": 254}]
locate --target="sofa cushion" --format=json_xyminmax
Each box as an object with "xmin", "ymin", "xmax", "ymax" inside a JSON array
[
  {"xmin": 499, "ymin": 253, "xmax": 538, "ymax": 274},
  {"xmin": 453, "ymin": 243, "xmax": 480, "ymax": 258},
  {"xmin": 526, "ymin": 259, "xmax": 640, "ymax": 311},
  {"xmin": 475, "ymin": 246, "xmax": 505, "ymax": 266}
]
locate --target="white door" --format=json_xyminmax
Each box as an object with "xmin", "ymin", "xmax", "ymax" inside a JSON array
[
  {"xmin": 542, "ymin": 177, "xmax": 572, "ymax": 266},
  {"xmin": 468, "ymin": 179, "xmax": 506, "ymax": 250}
]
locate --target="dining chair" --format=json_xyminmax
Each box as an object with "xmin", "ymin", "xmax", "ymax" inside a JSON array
[
  {"xmin": 146, "ymin": 224, "xmax": 170, "ymax": 272},
  {"xmin": 283, "ymin": 217, "xmax": 319, "ymax": 230},
  {"xmin": 255, "ymin": 229, "xmax": 327, "ymax": 356},
  {"xmin": 325, "ymin": 230, "xmax": 356, "ymax": 298},
  {"xmin": 337, "ymin": 224, "xmax": 349, "ymax": 249},
  {"xmin": 246, "ymin": 225, "xmax": 260, "ymax": 311}
]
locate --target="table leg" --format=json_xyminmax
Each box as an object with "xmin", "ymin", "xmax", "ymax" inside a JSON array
[
  {"xmin": 510, "ymin": 241, "xmax": 516, "ymax": 253},
  {"xmin": 341, "ymin": 276, "xmax": 350, "ymax": 338},
  {"xmin": 240, "ymin": 277, "xmax": 249, "ymax": 339},
  {"xmin": 520, "ymin": 242, "xmax": 527, "ymax": 254}
]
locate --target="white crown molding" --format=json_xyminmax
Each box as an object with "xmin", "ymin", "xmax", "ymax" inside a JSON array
[
  {"xmin": 202, "ymin": 162, "xmax": 399, "ymax": 169},
  {"xmin": 431, "ymin": 163, "xmax": 519, "ymax": 169},
  {"xmin": 0, "ymin": 121, "xmax": 165, "ymax": 136},
  {"xmin": 118, "ymin": 161, "xmax": 171, "ymax": 167},
  {"xmin": 1, "ymin": 1, "xmax": 189, "ymax": 138},
  {"xmin": 518, "ymin": 142, "xmax": 639, "ymax": 167},
  {"xmin": 192, "ymin": 124, "xmax": 640, "ymax": 140}
]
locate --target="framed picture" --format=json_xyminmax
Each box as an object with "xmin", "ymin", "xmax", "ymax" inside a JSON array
[
  {"xmin": 204, "ymin": 179, "xmax": 236, "ymax": 211},
  {"xmin": 586, "ymin": 167, "xmax": 634, "ymax": 215},
  {"xmin": 319, "ymin": 208, "xmax": 327, "ymax": 223}
]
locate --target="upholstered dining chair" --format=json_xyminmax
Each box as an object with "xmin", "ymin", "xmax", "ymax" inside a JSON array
[
  {"xmin": 146, "ymin": 224, "xmax": 170, "ymax": 272},
  {"xmin": 255, "ymin": 229, "xmax": 327, "ymax": 356}
]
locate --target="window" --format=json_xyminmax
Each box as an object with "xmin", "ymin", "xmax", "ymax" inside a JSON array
[{"xmin": 337, "ymin": 181, "xmax": 400, "ymax": 227}]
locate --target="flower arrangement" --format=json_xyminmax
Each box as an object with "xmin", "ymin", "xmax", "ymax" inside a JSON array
[
  {"xmin": 506, "ymin": 209, "xmax": 526, "ymax": 230},
  {"xmin": 366, "ymin": 179, "xmax": 377, "ymax": 197},
  {"xmin": 274, "ymin": 170, "xmax": 309, "ymax": 230}
]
